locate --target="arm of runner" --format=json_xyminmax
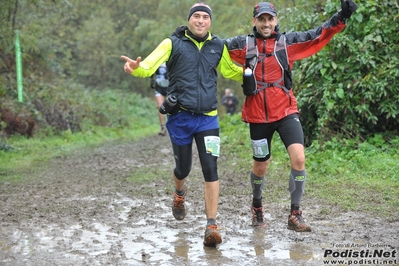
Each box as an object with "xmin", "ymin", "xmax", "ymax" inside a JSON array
[
  {"xmin": 218, "ymin": 45, "xmax": 243, "ymax": 83},
  {"xmin": 223, "ymin": 36, "xmax": 247, "ymax": 66},
  {"xmin": 127, "ymin": 38, "xmax": 173, "ymax": 78},
  {"xmin": 287, "ymin": 15, "xmax": 346, "ymax": 62}
]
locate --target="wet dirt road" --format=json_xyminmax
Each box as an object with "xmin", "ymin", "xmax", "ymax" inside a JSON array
[{"xmin": 0, "ymin": 134, "xmax": 398, "ymax": 265}]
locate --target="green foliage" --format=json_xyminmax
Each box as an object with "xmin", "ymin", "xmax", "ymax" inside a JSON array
[
  {"xmin": 295, "ymin": 0, "xmax": 399, "ymax": 145},
  {"xmin": 1, "ymin": 0, "xmax": 398, "ymax": 144},
  {"xmin": 0, "ymin": 141, "xmax": 14, "ymax": 151},
  {"xmin": 28, "ymin": 81, "xmax": 158, "ymax": 135},
  {"xmin": 305, "ymin": 134, "xmax": 399, "ymax": 216}
]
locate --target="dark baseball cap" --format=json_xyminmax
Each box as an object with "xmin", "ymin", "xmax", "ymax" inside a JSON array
[{"xmin": 253, "ymin": 2, "xmax": 277, "ymax": 18}]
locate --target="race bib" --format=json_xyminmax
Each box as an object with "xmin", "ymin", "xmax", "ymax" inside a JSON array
[
  {"xmin": 251, "ymin": 138, "xmax": 269, "ymax": 158},
  {"xmin": 204, "ymin": 136, "xmax": 220, "ymax": 157}
]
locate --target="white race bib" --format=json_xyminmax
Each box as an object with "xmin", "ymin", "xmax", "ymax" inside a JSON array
[
  {"xmin": 251, "ymin": 138, "xmax": 269, "ymax": 158},
  {"xmin": 204, "ymin": 136, "xmax": 220, "ymax": 157}
]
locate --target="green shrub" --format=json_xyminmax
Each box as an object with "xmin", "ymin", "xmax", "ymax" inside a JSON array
[{"xmin": 294, "ymin": 0, "xmax": 399, "ymax": 145}]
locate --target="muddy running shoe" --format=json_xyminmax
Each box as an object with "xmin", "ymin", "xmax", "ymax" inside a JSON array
[
  {"xmin": 172, "ymin": 186, "xmax": 188, "ymax": 220},
  {"xmin": 251, "ymin": 205, "xmax": 266, "ymax": 228},
  {"xmin": 287, "ymin": 210, "xmax": 312, "ymax": 232},
  {"xmin": 203, "ymin": 224, "xmax": 222, "ymax": 247},
  {"xmin": 158, "ymin": 126, "xmax": 167, "ymax": 136}
]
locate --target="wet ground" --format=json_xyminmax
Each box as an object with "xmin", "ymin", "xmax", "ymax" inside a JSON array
[{"xmin": 0, "ymin": 134, "xmax": 398, "ymax": 265}]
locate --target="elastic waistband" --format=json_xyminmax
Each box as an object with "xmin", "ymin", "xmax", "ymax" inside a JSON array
[{"xmin": 179, "ymin": 107, "xmax": 218, "ymax": 116}]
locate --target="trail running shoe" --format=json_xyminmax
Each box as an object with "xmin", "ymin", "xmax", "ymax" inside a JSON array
[
  {"xmin": 251, "ymin": 205, "xmax": 266, "ymax": 228},
  {"xmin": 172, "ymin": 186, "xmax": 188, "ymax": 220},
  {"xmin": 158, "ymin": 126, "xmax": 167, "ymax": 136},
  {"xmin": 287, "ymin": 210, "xmax": 312, "ymax": 232},
  {"xmin": 203, "ymin": 224, "xmax": 222, "ymax": 246}
]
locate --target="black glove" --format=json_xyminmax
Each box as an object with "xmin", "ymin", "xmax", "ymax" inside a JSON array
[
  {"xmin": 338, "ymin": 0, "xmax": 358, "ymax": 20},
  {"xmin": 150, "ymin": 79, "xmax": 155, "ymax": 89}
]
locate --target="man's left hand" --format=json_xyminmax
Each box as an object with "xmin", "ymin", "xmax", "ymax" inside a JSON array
[{"xmin": 339, "ymin": 0, "xmax": 358, "ymax": 20}]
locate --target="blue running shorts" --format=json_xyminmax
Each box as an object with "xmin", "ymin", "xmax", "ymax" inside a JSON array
[{"xmin": 166, "ymin": 110, "xmax": 219, "ymax": 146}]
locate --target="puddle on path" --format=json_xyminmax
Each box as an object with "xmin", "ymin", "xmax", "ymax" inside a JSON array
[
  {"xmin": 0, "ymin": 197, "xmax": 348, "ymax": 265},
  {"xmin": 1, "ymin": 195, "xmax": 398, "ymax": 266},
  {"xmin": 1, "ymin": 136, "xmax": 398, "ymax": 265}
]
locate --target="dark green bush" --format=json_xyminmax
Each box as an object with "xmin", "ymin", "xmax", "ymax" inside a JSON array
[{"xmin": 295, "ymin": 0, "xmax": 399, "ymax": 145}]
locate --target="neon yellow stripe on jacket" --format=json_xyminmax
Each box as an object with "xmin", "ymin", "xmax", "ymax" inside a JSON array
[{"xmin": 132, "ymin": 38, "xmax": 172, "ymax": 78}]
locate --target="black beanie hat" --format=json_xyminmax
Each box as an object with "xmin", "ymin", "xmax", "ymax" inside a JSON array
[{"xmin": 187, "ymin": 5, "xmax": 212, "ymax": 20}]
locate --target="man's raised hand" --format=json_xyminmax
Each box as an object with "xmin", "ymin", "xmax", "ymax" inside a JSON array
[
  {"xmin": 339, "ymin": 0, "xmax": 358, "ymax": 20},
  {"xmin": 121, "ymin": 55, "xmax": 141, "ymax": 74}
]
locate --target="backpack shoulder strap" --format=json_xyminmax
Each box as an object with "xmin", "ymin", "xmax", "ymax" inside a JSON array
[{"xmin": 245, "ymin": 35, "xmax": 258, "ymax": 69}]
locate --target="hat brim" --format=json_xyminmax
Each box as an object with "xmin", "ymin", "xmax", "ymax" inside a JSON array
[{"xmin": 254, "ymin": 11, "xmax": 276, "ymax": 18}]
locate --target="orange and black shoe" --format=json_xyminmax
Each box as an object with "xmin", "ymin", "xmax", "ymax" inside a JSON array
[
  {"xmin": 172, "ymin": 186, "xmax": 188, "ymax": 220},
  {"xmin": 251, "ymin": 205, "xmax": 267, "ymax": 228},
  {"xmin": 287, "ymin": 210, "xmax": 311, "ymax": 232},
  {"xmin": 203, "ymin": 223, "xmax": 222, "ymax": 247}
]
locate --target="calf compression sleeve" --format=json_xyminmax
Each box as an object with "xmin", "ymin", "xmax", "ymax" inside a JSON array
[
  {"xmin": 289, "ymin": 169, "xmax": 306, "ymax": 205},
  {"xmin": 250, "ymin": 171, "xmax": 265, "ymax": 200}
]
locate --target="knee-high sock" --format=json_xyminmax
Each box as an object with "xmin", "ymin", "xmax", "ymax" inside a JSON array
[
  {"xmin": 250, "ymin": 171, "xmax": 265, "ymax": 200},
  {"xmin": 289, "ymin": 169, "xmax": 306, "ymax": 205}
]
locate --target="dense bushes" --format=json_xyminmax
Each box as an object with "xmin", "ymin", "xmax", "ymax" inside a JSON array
[
  {"xmin": 0, "ymin": 0, "xmax": 398, "ymax": 144},
  {"xmin": 293, "ymin": 0, "xmax": 399, "ymax": 145},
  {"xmin": 1, "ymin": 79, "xmax": 157, "ymax": 138}
]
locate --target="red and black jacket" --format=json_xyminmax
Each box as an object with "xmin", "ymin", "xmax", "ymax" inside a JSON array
[{"xmin": 225, "ymin": 14, "xmax": 346, "ymax": 123}]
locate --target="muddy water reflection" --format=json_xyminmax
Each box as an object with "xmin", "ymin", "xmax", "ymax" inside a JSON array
[{"xmin": 0, "ymin": 197, "xmax": 322, "ymax": 265}]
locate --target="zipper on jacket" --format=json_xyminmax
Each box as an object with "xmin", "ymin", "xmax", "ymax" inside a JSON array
[
  {"xmin": 188, "ymin": 38, "xmax": 202, "ymax": 113},
  {"xmin": 262, "ymin": 38, "xmax": 269, "ymax": 123},
  {"xmin": 197, "ymin": 45, "xmax": 201, "ymax": 113}
]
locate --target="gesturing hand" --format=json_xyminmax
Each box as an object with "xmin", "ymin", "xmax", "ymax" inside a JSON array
[
  {"xmin": 339, "ymin": 0, "xmax": 358, "ymax": 20},
  {"xmin": 121, "ymin": 55, "xmax": 142, "ymax": 74}
]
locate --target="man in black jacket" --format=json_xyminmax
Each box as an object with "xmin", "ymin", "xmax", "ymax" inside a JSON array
[{"xmin": 121, "ymin": 2, "xmax": 242, "ymax": 247}]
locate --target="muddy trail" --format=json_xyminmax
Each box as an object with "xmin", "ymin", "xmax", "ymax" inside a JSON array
[{"xmin": 0, "ymin": 134, "xmax": 398, "ymax": 266}]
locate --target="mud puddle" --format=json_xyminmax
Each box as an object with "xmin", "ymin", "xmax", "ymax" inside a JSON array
[
  {"xmin": 0, "ymin": 196, "xmax": 326, "ymax": 265},
  {"xmin": 0, "ymin": 134, "xmax": 398, "ymax": 265}
]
